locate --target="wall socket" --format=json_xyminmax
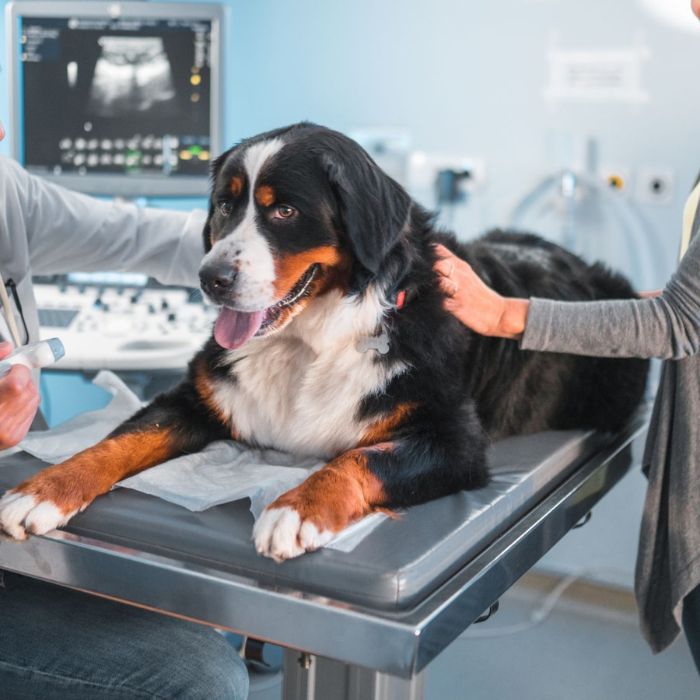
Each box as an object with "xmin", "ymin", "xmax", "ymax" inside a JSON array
[
  {"xmin": 600, "ymin": 166, "xmax": 631, "ymax": 194},
  {"xmin": 636, "ymin": 167, "xmax": 674, "ymax": 205},
  {"xmin": 407, "ymin": 151, "xmax": 486, "ymax": 197}
]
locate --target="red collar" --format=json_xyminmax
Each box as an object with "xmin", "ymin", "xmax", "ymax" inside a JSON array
[{"xmin": 395, "ymin": 289, "xmax": 407, "ymax": 310}]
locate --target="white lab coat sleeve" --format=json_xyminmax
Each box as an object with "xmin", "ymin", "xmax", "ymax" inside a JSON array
[{"xmin": 1, "ymin": 156, "xmax": 207, "ymax": 287}]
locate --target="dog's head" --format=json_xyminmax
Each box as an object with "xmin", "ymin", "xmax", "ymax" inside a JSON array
[{"xmin": 199, "ymin": 122, "xmax": 412, "ymax": 350}]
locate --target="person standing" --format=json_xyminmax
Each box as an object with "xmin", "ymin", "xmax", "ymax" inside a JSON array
[{"xmin": 434, "ymin": 48, "xmax": 700, "ymax": 669}]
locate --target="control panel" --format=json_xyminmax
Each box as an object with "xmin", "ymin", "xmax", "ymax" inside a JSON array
[{"xmin": 34, "ymin": 274, "xmax": 217, "ymax": 372}]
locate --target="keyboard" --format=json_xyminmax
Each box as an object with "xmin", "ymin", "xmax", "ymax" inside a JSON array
[{"xmin": 37, "ymin": 308, "xmax": 80, "ymax": 329}]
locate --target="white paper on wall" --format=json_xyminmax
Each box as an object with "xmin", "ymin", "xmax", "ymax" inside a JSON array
[{"xmin": 544, "ymin": 45, "xmax": 650, "ymax": 104}]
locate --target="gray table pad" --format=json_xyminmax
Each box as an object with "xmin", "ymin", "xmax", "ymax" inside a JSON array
[{"xmin": 0, "ymin": 429, "xmax": 607, "ymax": 610}]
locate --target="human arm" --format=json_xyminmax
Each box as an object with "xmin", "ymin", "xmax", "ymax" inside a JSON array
[
  {"xmin": 0, "ymin": 342, "xmax": 39, "ymax": 449},
  {"xmin": 0, "ymin": 156, "xmax": 206, "ymax": 287},
  {"xmin": 434, "ymin": 235, "xmax": 700, "ymax": 361},
  {"xmin": 433, "ymin": 247, "xmax": 529, "ymax": 339}
]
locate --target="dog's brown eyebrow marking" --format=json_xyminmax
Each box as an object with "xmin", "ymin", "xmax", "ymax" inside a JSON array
[
  {"xmin": 255, "ymin": 185, "xmax": 275, "ymax": 207},
  {"xmin": 230, "ymin": 176, "xmax": 243, "ymax": 196}
]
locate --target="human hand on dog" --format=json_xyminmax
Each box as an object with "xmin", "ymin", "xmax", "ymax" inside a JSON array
[
  {"xmin": 433, "ymin": 244, "xmax": 529, "ymax": 340},
  {"xmin": 0, "ymin": 341, "xmax": 40, "ymax": 449}
]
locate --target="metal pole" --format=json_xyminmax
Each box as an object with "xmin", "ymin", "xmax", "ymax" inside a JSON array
[{"xmin": 283, "ymin": 649, "xmax": 425, "ymax": 700}]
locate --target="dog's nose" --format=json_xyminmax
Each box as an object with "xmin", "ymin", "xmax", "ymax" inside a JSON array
[{"xmin": 199, "ymin": 263, "xmax": 237, "ymax": 298}]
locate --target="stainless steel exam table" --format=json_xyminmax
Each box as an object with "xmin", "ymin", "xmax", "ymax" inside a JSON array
[{"xmin": 0, "ymin": 412, "xmax": 648, "ymax": 700}]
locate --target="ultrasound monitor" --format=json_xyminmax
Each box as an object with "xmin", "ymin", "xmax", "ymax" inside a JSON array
[{"xmin": 6, "ymin": 2, "xmax": 223, "ymax": 196}]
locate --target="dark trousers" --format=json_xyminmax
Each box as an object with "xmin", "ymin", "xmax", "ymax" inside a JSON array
[
  {"xmin": 0, "ymin": 572, "xmax": 248, "ymax": 699},
  {"xmin": 683, "ymin": 582, "xmax": 700, "ymax": 674}
]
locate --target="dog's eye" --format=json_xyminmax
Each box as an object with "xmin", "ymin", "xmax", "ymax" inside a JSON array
[
  {"xmin": 273, "ymin": 205, "xmax": 297, "ymax": 220},
  {"xmin": 218, "ymin": 202, "xmax": 233, "ymax": 217}
]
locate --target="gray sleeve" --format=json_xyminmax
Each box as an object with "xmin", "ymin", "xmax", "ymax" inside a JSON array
[
  {"xmin": 1, "ymin": 156, "xmax": 205, "ymax": 287},
  {"xmin": 520, "ymin": 233, "xmax": 700, "ymax": 360}
]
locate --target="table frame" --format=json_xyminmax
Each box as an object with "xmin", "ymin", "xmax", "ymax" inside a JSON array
[{"xmin": 0, "ymin": 417, "xmax": 647, "ymax": 698}]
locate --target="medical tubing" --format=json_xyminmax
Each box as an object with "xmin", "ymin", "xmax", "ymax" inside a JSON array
[
  {"xmin": 510, "ymin": 172, "xmax": 644, "ymax": 278},
  {"xmin": 460, "ymin": 568, "xmax": 631, "ymax": 639},
  {"xmin": 509, "ymin": 174, "xmax": 560, "ymax": 229},
  {"xmin": 0, "ymin": 272, "xmax": 22, "ymax": 347},
  {"xmin": 460, "ymin": 573, "xmax": 581, "ymax": 638},
  {"xmin": 574, "ymin": 171, "xmax": 664, "ymax": 288},
  {"xmin": 509, "ymin": 170, "xmax": 661, "ymax": 289}
]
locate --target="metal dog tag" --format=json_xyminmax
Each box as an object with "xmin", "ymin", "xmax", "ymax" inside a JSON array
[{"xmin": 357, "ymin": 329, "xmax": 390, "ymax": 355}]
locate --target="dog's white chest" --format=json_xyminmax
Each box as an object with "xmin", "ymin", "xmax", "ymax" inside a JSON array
[{"xmin": 210, "ymin": 335, "xmax": 399, "ymax": 458}]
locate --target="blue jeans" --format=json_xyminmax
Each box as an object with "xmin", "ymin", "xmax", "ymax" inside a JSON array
[{"xmin": 0, "ymin": 572, "xmax": 248, "ymax": 699}]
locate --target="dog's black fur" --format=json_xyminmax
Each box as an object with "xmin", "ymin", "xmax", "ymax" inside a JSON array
[
  {"xmin": 130, "ymin": 123, "xmax": 649, "ymax": 504},
  {"xmin": 144, "ymin": 123, "xmax": 647, "ymax": 506}
]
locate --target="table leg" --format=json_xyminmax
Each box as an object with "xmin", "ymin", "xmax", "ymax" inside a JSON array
[{"xmin": 283, "ymin": 649, "xmax": 425, "ymax": 700}]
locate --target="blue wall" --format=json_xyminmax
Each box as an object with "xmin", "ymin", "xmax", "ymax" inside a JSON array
[
  {"xmin": 222, "ymin": 0, "xmax": 699, "ymax": 289},
  {"xmin": 3, "ymin": 0, "xmax": 699, "ymax": 285}
]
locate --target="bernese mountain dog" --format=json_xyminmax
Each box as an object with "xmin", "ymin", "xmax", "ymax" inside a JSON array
[{"xmin": 0, "ymin": 123, "xmax": 648, "ymax": 561}]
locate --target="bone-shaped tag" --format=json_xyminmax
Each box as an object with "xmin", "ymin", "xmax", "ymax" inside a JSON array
[{"xmin": 357, "ymin": 329, "xmax": 390, "ymax": 355}]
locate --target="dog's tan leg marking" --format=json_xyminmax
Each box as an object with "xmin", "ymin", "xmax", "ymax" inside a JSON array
[
  {"xmin": 0, "ymin": 429, "xmax": 176, "ymax": 539},
  {"xmin": 253, "ymin": 449, "xmax": 387, "ymax": 561},
  {"xmin": 358, "ymin": 402, "xmax": 416, "ymax": 447}
]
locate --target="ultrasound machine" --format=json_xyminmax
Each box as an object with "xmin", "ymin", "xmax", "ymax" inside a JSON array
[
  {"xmin": 9, "ymin": 1, "xmax": 222, "ymax": 195},
  {"xmin": 6, "ymin": 1, "xmax": 223, "ymax": 381}
]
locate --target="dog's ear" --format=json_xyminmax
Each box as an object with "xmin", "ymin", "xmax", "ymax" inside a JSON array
[{"xmin": 320, "ymin": 136, "xmax": 411, "ymax": 275}]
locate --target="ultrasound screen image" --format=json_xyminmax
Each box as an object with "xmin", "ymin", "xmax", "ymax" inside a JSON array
[
  {"xmin": 20, "ymin": 16, "xmax": 213, "ymax": 180},
  {"xmin": 88, "ymin": 36, "xmax": 177, "ymax": 118}
]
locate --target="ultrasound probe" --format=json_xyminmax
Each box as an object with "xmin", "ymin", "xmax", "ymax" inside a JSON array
[{"xmin": 0, "ymin": 339, "xmax": 65, "ymax": 378}]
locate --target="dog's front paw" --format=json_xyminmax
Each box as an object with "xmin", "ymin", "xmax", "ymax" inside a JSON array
[
  {"xmin": 0, "ymin": 471, "xmax": 89, "ymax": 540},
  {"xmin": 253, "ymin": 506, "xmax": 335, "ymax": 562},
  {"xmin": 252, "ymin": 459, "xmax": 377, "ymax": 561},
  {"xmin": 0, "ymin": 490, "xmax": 78, "ymax": 540}
]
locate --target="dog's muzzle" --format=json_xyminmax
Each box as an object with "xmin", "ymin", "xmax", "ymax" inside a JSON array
[{"xmin": 199, "ymin": 262, "xmax": 237, "ymax": 304}]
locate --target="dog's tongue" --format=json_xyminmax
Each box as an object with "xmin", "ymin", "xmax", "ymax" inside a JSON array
[{"xmin": 214, "ymin": 308, "xmax": 265, "ymax": 350}]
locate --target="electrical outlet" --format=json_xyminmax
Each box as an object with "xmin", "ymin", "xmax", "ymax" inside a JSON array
[
  {"xmin": 407, "ymin": 151, "xmax": 486, "ymax": 197},
  {"xmin": 600, "ymin": 166, "xmax": 631, "ymax": 194},
  {"xmin": 637, "ymin": 167, "xmax": 674, "ymax": 205}
]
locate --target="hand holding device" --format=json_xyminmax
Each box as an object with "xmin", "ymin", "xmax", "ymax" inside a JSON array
[{"xmin": 0, "ymin": 339, "xmax": 64, "ymax": 449}]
